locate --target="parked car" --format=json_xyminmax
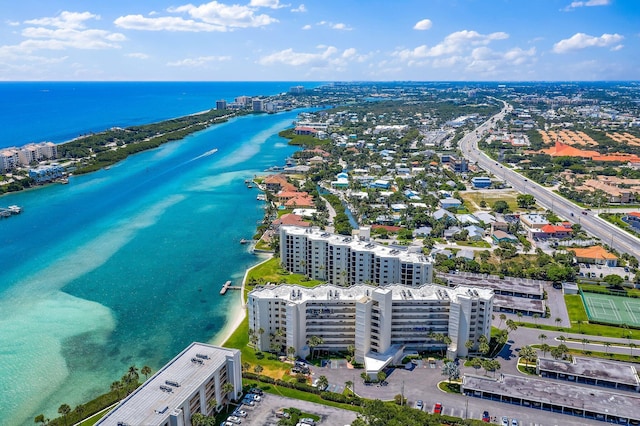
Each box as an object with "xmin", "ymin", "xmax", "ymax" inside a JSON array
[
  {"xmin": 245, "ymin": 393, "xmax": 261, "ymax": 402},
  {"xmin": 482, "ymin": 411, "xmax": 490, "ymax": 422},
  {"xmin": 415, "ymin": 400, "xmax": 424, "ymax": 411},
  {"xmin": 249, "ymin": 387, "xmax": 264, "ymax": 395},
  {"xmin": 233, "ymin": 410, "xmax": 247, "ymax": 418},
  {"xmin": 241, "ymin": 398, "xmax": 255, "ymax": 406},
  {"xmin": 511, "ymin": 419, "xmax": 519, "ymax": 426},
  {"xmin": 226, "ymin": 416, "xmax": 241, "ymax": 424},
  {"xmin": 300, "ymin": 418, "xmax": 316, "ymax": 425},
  {"xmin": 433, "ymin": 403, "xmax": 443, "ymax": 414},
  {"xmin": 501, "ymin": 416, "xmax": 509, "ymax": 426}
]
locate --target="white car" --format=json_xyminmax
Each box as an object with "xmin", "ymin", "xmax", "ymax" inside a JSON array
[
  {"xmin": 226, "ymin": 416, "xmax": 241, "ymax": 424},
  {"xmin": 233, "ymin": 410, "xmax": 247, "ymax": 418},
  {"xmin": 501, "ymin": 416, "xmax": 509, "ymax": 426}
]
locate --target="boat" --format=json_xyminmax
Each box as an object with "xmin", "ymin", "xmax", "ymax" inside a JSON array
[
  {"xmin": 247, "ymin": 183, "xmax": 254, "ymax": 189},
  {"xmin": 7, "ymin": 205, "xmax": 22, "ymax": 214},
  {"xmin": 240, "ymin": 239, "xmax": 248, "ymax": 244}
]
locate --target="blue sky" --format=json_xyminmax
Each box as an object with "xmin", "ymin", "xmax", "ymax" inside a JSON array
[{"xmin": 0, "ymin": 0, "xmax": 637, "ymax": 81}]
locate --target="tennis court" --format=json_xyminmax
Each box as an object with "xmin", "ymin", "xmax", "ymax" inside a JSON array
[{"xmin": 581, "ymin": 291, "xmax": 640, "ymax": 327}]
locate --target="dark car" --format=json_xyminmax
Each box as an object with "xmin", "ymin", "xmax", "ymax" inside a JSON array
[{"xmin": 482, "ymin": 411, "xmax": 490, "ymax": 422}]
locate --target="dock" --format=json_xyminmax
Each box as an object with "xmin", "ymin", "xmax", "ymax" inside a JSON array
[{"xmin": 220, "ymin": 280, "xmax": 242, "ymax": 295}]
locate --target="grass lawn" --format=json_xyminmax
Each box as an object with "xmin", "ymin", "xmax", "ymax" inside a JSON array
[
  {"xmin": 223, "ymin": 316, "xmax": 291, "ymax": 378},
  {"xmin": 532, "ymin": 345, "xmax": 640, "ymax": 364},
  {"xmin": 438, "ymin": 381, "xmax": 461, "ymax": 393},
  {"xmin": 254, "ymin": 239, "xmax": 273, "ymax": 251},
  {"xmin": 565, "ymin": 295, "xmax": 589, "ymax": 322},
  {"xmin": 246, "ymin": 257, "xmax": 324, "ymax": 287},
  {"xmin": 460, "ymin": 190, "xmax": 523, "ymax": 213}
]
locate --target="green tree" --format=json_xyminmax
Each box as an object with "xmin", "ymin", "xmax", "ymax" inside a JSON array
[
  {"xmin": 111, "ymin": 380, "xmax": 123, "ymax": 398},
  {"xmin": 492, "ymin": 200, "xmax": 510, "ymax": 214},
  {"xmin": 519, "ymin": 345, "xmax": 537, "ymax": 366},
  {"xmin": 307, "ymin": 335, "xmax": 324, "ymax": 359},
  {"xmin": 58, "ymin": 404, "xmax": 71, "ymax": 426},
  {"xmin": 191, "ymin": 413, "xmax": 208, "ymax": 426},
  {"xmin": 253, "ymin": 364, "xmax": 263, "ymax": 374},
  {"xmin": 34, "ymin": 414, "xmax": 45, "ymax": 425},
  {"xmin": 127, "ymin": 365, "xmax": 140, "ymax": 383},
  {"xmin": 141, "ymin": 365, "xmax": 152, "ymax": 381},
  {"xmin": 516, "ymin": 194, "xmax": 536, "ymax": 209},
  {"xmin": 317, "ymin": 375, "xmax": 329, "ymax": 390},
  {"xmin": 441, "ymin": 361, "xmax": 460, "ymax": 383}
]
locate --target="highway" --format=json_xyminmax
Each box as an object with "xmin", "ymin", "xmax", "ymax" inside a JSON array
[{"xmin": 459, "ymin": 100, "xmax": 640, "ymax": 261}]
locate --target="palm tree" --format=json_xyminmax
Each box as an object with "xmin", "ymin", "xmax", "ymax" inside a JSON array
[
  {"xmin": 242, "ymin": 361, "xmax": 250, "ymax": 372},
  {"xmin": 465, "ymin": 339, "xmax": 474, "ymax": 355},
  {"xmin": 360, "ymin": 371, "xmax": 369, "ymax": 383},
  {"xmin": 111, "ymin": 380, "xmax": 123, "ymax": 398},
  {"xmin": 307, "ymin": 335, "xmax": 324, "ymax": 359},
  {"xmin": 254, "ymin": 364, "xmax": 264, "ymax": 374},
  {"xmin": 519, "ymin": 346, "xmax": 537, "ymax": 366},
  {"xmin": 34, "ymin": 414, "xmax": 45, "ymax": 425},
  {"xmin": 540, "ymin": 343, "xmax": 551, "ymax": 357},
  {"xmin": 538, "ymin": 333, "xmax": 547, "ymax": 344},
  {"xmin": 506, "ymin": 319, "xmax": 518, "ymax": 333},
  {"xmin": 58, "ymin": 404, "xmax": 71, "ymax": 426},
  {"xmin": 516, "ymin": 311, "xmax": 523, "ymax": 324},
  {"xmin": 141, "ymin": 365, "xmax": 152, "ymax": 381},
  {"xmin": 207, "ymin": 397, "xmax": 217, "ymax": 415},
  {"xmin": 222, "ymin": 381, "xmax": 235, "ymax": 409},
  {"xmin": 581, "ymin": 338, "xmax": 590, "ymax": 352},
  {"xmin": 442, "ymin": 335, "xmax": 452, "ymax": 357},
  {"xmin": 630, "ymin": 342, "xmax": 636, "ymax": 357},
  {"xmin": 287, "ymin": 346, "xmax": 296, "ymax": 360},
  {"xmin": 532, "ymin": 314, "xmax": 540, "ymax": 327},
  {"xmin": 127, "ymin": 365, "xmax": 140, "ymax": 384},
  {"xmin": 191, "ymin": 413, "xmax": 208, "ymax": 426},
  {"xmin": 317, "ymin": 375, "xmax": 329, "ymax": 390},
  {"xmin": 555, "ymin": 317, "xmax": 562, "ymax": 328},
  {"xmin": 479, "ymin": 342, "xmax": 490, "ymax": 357},
  {"xmin": 498, "ymin": 313, "xmax": 506, "ymax": 329},
  {"xmin": 576, "ymin": 320, "xmax": 583, "ymax": 333},
  {"xmin": 345, "ymin": 380, "xmax": 353, "ymax": 392},
  {"xmin": 604, "ymin": 341, "xmax": 611, "ymax": 355},
  {"xmin": 558, "ymin": 335, "xmax": 566, "ymax": 345}
]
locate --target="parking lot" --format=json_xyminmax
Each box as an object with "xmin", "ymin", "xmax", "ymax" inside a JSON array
[
  {"xmin": 229, "ymin": 392, "xmax": 357, "ymax": 426},
  {"xmin": 302, "ymin": 359, "xmax": 608, "ymax": 426}
]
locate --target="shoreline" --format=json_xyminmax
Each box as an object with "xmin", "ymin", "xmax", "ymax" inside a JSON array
[{"xmin": 215, "ymin": 252, "xmax": 273, "ymax": 347}]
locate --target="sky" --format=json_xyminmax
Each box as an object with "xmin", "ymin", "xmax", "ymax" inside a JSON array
[{"xmin": 0, "ymin": 0, "xmax": 638, "ymax": 81}]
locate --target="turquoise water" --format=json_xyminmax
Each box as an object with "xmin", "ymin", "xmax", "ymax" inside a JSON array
[{"xmin": 0, "ymin": 110, "xmax": 300, "ymax": 425}]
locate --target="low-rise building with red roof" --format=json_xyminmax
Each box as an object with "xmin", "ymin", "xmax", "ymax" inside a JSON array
[{"xmin": 569, "ymin": 246, "xmax": 618, "ymax": 267}]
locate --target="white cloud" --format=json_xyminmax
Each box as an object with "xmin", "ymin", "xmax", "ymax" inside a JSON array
[
  {"xmin": 611, "ymin": 44, "xmax": 624, "ymax": 51},
  {"xmin": 258, "ymin": 45, "xmax": 364, "ymax": 70},
  {"xmin": 167, "ymin": 55, "xmax": 231, "ymax": 67},
  {"xmin": 301, "ymin": 24, "xmax": 311, "ymax": 30},
  {"xmin": 116, "ymin": 1, "xmax": 278, "ymax": 32},
  {"xmin": 171, "ymin": 1, "xmax": 278, "ymax": 29},
  {"xmin": 563, "ymin": 0, "xmax": 611, "ymax": 10},
  {"xmin": 126, "ymin": 52, "xmax": 150, "ymax": 59},
  {"xmin": 394, "ymin": 30, "xmax": 509, "ymax": 60},
  {"xmin": 0, "ymin": 11, "xmax": 126, "ymax": 55},
  {"xmin": 413, "ymin": 19, "xmax": 432, "ymax": 31},
  {"xmin": 115, "ymin": 15, "xmax": 225, "ymax": 32},
  {"xmin": 249, "ymin": 0, "xmax": 289, "ymax": 9},
  {"xmin": 6, "ymin": 20, "xmax": 20, "ymax": 27},
  {"xmin": 25, "ymin": 11, "xmax": 99, "ymax": 30},
  {"xmin": 312, "ymin": 21, "xmax": 352, "ymax": 31},
  {"xmin": 553, "ymin": 32, "xmax": 624, "ymax": 53},
  {"xmin": 291, "ymin": 4, "xmax": 307, "ymax": 13}
]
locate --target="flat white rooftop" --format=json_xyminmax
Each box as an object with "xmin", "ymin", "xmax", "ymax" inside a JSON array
[
  {"xmin": 97, "ymin": 343, "xmax": 238, "ymax": 426},
  {"xmin": 281, "ymin": 226, "xmax": 430, "ymax": 264},
  {"xmin": 249, "ymin": 283, "xmax": 493, "ymax": 304}
]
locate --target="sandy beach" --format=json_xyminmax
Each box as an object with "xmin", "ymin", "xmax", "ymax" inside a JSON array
[{"xmin": 214, "ymin": 252, "xmax": 273, "ymax": 346}]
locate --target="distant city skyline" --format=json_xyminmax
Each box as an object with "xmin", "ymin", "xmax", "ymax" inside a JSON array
[{"xmin": 1, "ymin": 0, "xmax": 638, "ymax": 81}]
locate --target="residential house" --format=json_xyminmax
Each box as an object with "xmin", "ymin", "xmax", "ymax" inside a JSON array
[
  {"xmin": 570, "ymin": 246, "xmax": 618, "ymax": 267},
  {"xmin": 492, "ymin": 230, "xmax": 518, "ymax": 244}
]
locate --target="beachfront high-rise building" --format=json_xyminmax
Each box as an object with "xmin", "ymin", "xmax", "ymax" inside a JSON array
[
  {"xmin": 252, "ymin": 99, "xmax": 264, "ymax": 112},
  {"xmin": 279, "ymin": 226, "xmax": 433, "ymax": 287},
  {"xmin": 215, "ymin": 99, "xmax": 227, "ymax": 110},
  {"xmin": 248, "ymin": 283, "xmax": 493, "ymax": 376},
  {"xmin": 97, "ymin": 343, "xmax": 242, "ymax": 426},
  {"xmin": 235, "ymin": 96, "xmax": 252, "ymax": 107},
  {"xmin": 289, "ymin": 85, "xmax": 305, "ymax": 94}
]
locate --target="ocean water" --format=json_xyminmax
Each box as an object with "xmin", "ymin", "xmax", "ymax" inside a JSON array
[
  {"xmin": 0, "ymin": 84, "xmax": 306, "ymax": 425},
  {"xmin": 0, "ymin": 81, "xmax": 313, "ymax": 148}
]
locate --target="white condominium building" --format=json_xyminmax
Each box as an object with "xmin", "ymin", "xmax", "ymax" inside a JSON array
[
  {"xmin": 248, "ymin": 284, "xmax": 493, "ymax": 375},
  {"xmin": 97, "ymin": 343, "xmax": 242, "ymax": 426},
  {"xmin": 279, "ymin": 226, "xmax": 433, "ymax": 286}
]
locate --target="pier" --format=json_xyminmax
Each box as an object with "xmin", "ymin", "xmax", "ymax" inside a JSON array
[{"xmin": 220, "ymin": 280, "xmax": 242, "ymax": 295}]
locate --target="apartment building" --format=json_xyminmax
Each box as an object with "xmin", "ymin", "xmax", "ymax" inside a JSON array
[
  {"xmin": 0, "ymin": 142, "xmax": 58, "ymax": 172},
  {"xmin": 97, "ymin": 343, "xmax": 242, "ymax": 426},
  {"xmin": 248, "ymin": 283, "xmax": 493, "ymax": 376},
  {"xmin": 279, "ymin": 226, "xmax": 433, "ymax": 287}
]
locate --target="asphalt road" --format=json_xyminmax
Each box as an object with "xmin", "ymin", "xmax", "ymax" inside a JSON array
[{"xmin": 458, "ymin": 100, "xmax": 640, "ymax": 260}]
